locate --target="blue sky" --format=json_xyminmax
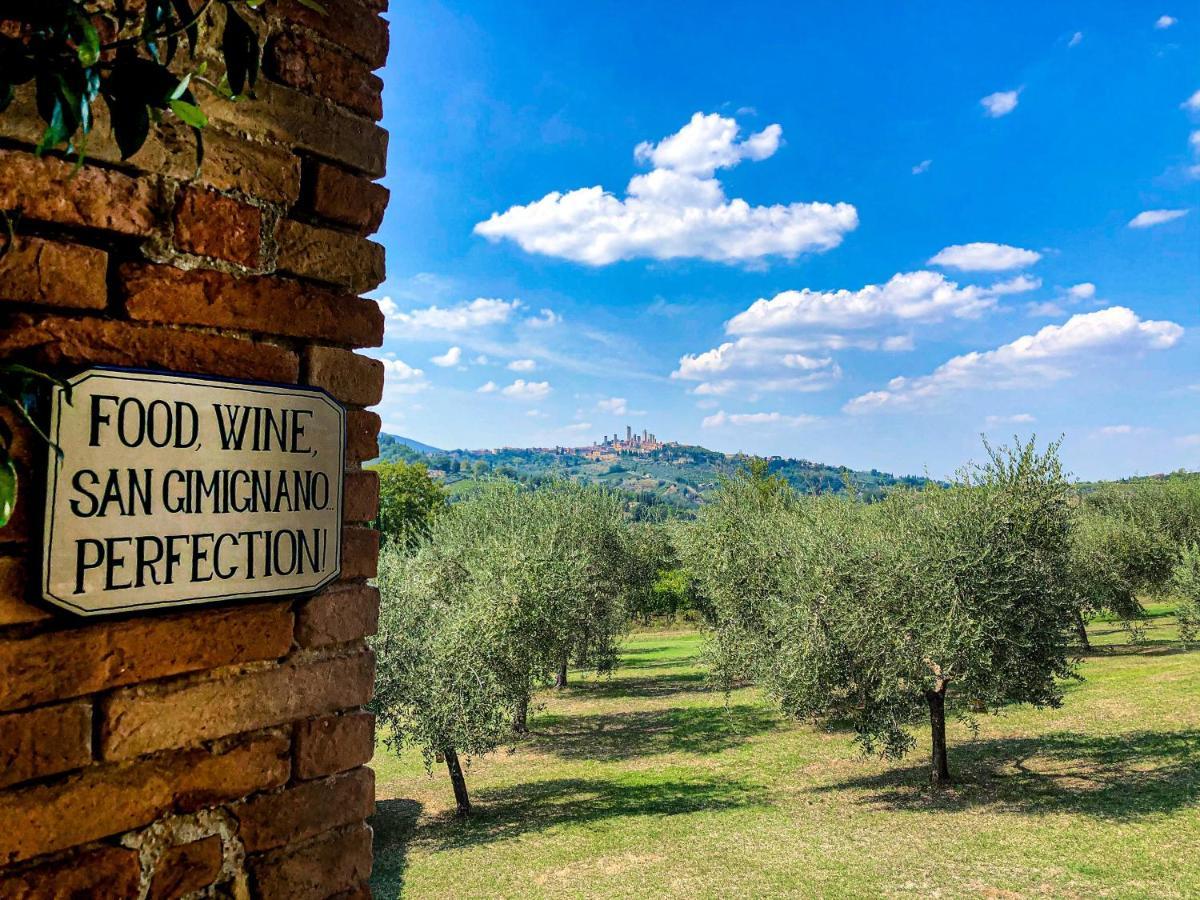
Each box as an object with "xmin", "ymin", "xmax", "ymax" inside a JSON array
[{"xmin": 368, "ymin": 1, "xmax": 1200, "ymax": 480}]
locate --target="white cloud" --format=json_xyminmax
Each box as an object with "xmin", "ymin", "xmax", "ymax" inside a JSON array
[
  {"xmin": 501, "ymin": 379, "xmax": 552, "ymax": 401},
  {"xmin": 525, "ymin": 308, "xmax": 561, "ymax": 328},
  {"xmin": 1155, "ymin": 14, "xmax": 1177, "ymax": 29},
  {"xmin": 1097, "ymin": 424, "xmax": 1137, "ymax": 436},
  {"xmin": 1026, "ymin": 301, "xmax": 1065, "ymax": 318},
  {"xmin": 882, "ymin": 334, "xmax": 915, "ymax": 352},
  {"xmin": 990, "ymin": 274, "xmax": 1043, "ymax": 294},
  {"xmin": 702, "ymin": 410, "xmax": 819, "ymax": 428},
  {"xmin": 985, "ymin": 413, "xmax": 1036, "ymax": 427},
  {"xmin": 473, "ymin": 354, "xmax": 490, "ymax": 365},
  {"xmin": 1068, "ymin": 31, "xmax": 1083, "ymax": 47},
  {"xmin": 981, "ymin": 90, "xmax": 1019, "ymax": 117},
  {"xmin": 845, "ymin": 306, "xmax": 1183, "ymax": 413},
  {"xmin": 1067, "ymin": 282, "xmax": 1096, "ymax": 300},
  {"xmin": 477, "ymin": 380, "xmax": 498, "ymax": 393},
  {"xmin": 1128, "ymin": 209, "xmax": 1188, "ymax": 228},
  {"xmin": 726, "ymin": 270, "xmax": 1004, "ymax": 335},
  {"xmin": 507, "ymin": 358, "xmax": 537, "ymax": 372},
  {"xmin": 912, "ymin": 159, "xmax": 932, "ymax": 175},
  {"xmin": 431, "ymin": 346, "xmax": 462, "ymax": 367},
  {"xmin": 928, "ymin": 242, "xmax": 1041, "ymax": 272},
  {"xmin": 561, "ymin": 422, "xmax": 593, "ymax": 435},
  {"xmin": 1183, "ymin": 89, "xmax": 1200, "ymax": 113},
  {"xmin": 381, "ymin": 297, "xmax": 521, "ymax": 333},
  {"xmin": 377, "ymin": 357, "xmax": 429, "ymax": 395},
  {"xmin": 597, "ymin": 397, "xmax": 628, "ymax": 415},
  {"xmin": 474, "ymin": 112, "xmax": 858, "ymax": 265}
]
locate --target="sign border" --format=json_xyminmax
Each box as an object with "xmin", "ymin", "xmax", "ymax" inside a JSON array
[{"xmin": 41, "ymin": 365, "xmax": 346, "ymax": 617}]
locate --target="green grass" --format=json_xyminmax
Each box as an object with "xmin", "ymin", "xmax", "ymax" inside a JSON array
[{"xmin": 370, "ymin": 609, "xmax": 1200, "ymax": 898}]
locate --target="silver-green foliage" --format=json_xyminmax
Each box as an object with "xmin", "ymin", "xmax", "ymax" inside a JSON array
[
  {"xmin": 1170, "ymin": 543, "xmax": 1200, "ymax": 645},
  {"xmin": 682, "ymin": 439, "xmax": 1078, "ymax": 766}
]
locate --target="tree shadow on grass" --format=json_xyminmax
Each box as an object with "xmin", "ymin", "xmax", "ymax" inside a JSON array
[
  {"xmin": 370, "ymin": 798, "xmax": 422, "ymax": 899},
  {"xmin": 1078, "ymin": 643, "xmax": 1195, "ymax": 658},
  {"xmin": 570, "ymin": 671, "xmax": 714, "ymax": 700},
  {"xmin": 427, "ymin": 774, "xmax": 768, "ymax": 852},
  {"xmin": 812, "ymin": 729, "xmax": 1200, "ymax": 819},
  {"xmin": 528, "ymin": 703, "xmax": 779, "ymax": 761}
]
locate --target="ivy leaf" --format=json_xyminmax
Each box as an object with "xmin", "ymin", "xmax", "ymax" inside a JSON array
[
  {"xmin": 0, "ymin": 448, "xmax": 15, "ymax": 528},
  {"xmin": 221, "ymin": 4, "xmax": 259, "ymax": 97},
  {"xmin": 168, "ymin": 97, "xmax": 207, "ymax": 128}
]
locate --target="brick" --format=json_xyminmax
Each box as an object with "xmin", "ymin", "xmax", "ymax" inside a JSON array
[
  {"xmin": 99, "ymin": 650, "xmax": 374, "ymax": 760},
  {"xmin": 249, "ymin": 823, "xmax": 373, "ymax": 900},
  {"xmin": 0, "ymin": 701, "xmax": 92, "ymax": 789},
  {"xmin": 0, "ymin": 845, "xmax": 141, "ymax": 898},
  {"xmin": 340, "ymin": 527, "xmax": 380, "ymax": 580},
  {"xmin": 294, "ymin": 711, "xmax": 375, "ymax": 780},
  {"xmin": 174, "ymin": 186, "xmax": 262, "ymax": 266},
  {"xmin": 306, "ymin": 162, "xmax": 389, "ymax": 234},
  {"xmin": 235, "ymin": 767, "xmax": 374, "ymax": 852},
  {"xmin": 346, "ymin": 410, "xmax": 381, "ymax": 463},
  {"xmin": 275, "ymin": 219, "xmax": 385, "ymax": 293},
  {"xmin": 149, "ymin": 835, "xmax": 224, "ymax": 900},
  {"xmin": 207, "ymin": 79, "xmax": 388, "ymax": 177},
  {"xmin": 0, "ymin": 601, "xmax": 293, "ymax": 710},
  {"xmin": 343, "ymin": 469, "xmax": 380, "ymax": 523},
  {"xmin": 0, "ymin": 149, "xmax": 157, "ymax": 235},
  {"xmin": 0, "ymin": 732, "xmax": 289, "ymax": 866},
  {"xmin": 0, "ymin": 236, "xmax": 107, "ymax": 310},
  {"xmin": 121, "ymin": 263, "xmax": 384, "ymax": 348},
  {"xmin": 266, "ymin": 30, "xmax": 384, "ymax": 119},
  {"xmin": 274, "ymin": 0, "xmax": 388, "ymax": 67},
  {"xmin": 0, "ymin": 556, "xmax": 50, "ymax": 626},
  {"xmin": 1, "ymin": 88, "xmax": 301, "ymax": 203},
  {"xmin": 306, "ymin": 345, "xmax": 384, "ymax": 406},
  {"xmin": 0, "ymin": 314, "xmax": 300, "ymax": 383},
  {"xmin": 296, "ymin": 583, "xmax": 379, "ymax": 648}
]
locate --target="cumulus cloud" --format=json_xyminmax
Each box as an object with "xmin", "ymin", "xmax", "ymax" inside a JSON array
[
  {"xmin": 430, "ymin": 346, "xmax": 462, "ymax": 367},
  {"xmin": 377, "ymin": 357, "xmax": 429, "ymax": 395},
  {"xmin": 474, "ymin": 112, "xmax": 858, "ymax": 265},
  {"xmin": 912, "ymin": 159, "xmax": 932, "ymax": 175},
  {"xmin": 672, "ymin": 336, "xmax": 842, "ymax": 397},
  {"xmin": 507, "ymin": 358, "xmax": 537, "ymax": 372},
  {"xmin": 380, "ymin": 297, "xmax": 521, "ymax": 333},
  {"xmin": 501, "ymin": 379, "xmax": 552, "ymax": 401},
  {"xmin": 981, "ymin": 90, "xmax": 1020, "ymax": 117},
  {"xmin": 525, "ymin": 308, "xmax": 561, "ymax": 328},
  {"xmin": 1068, "ymin": 282, "xmax": 1097, "ymax": 300},
  {"xmin": 1026, "ymin": 301, "xmax": 1066, "ymax": 318},
  {"xmin": 597, "ymin": 397, "xmax": 628, "ymax": 415},
  {"xmin": 990, "ymin": 274, "xmax": 1043, "ymax": 294},
  {"xmin": 1128, "ymin": 209, "xmax": 1189, "ymax": 228},
  {"xmin": 1155, "ymin": 14, "xmax": 1177, "ymax": 28},
  {"xmin": 702, "ymin": 410, "xmax": 819, "ymax": 428},
  {"xmin": 476, "ymin": 380, "xmax": 498, "ymax": 393},
  {"xmin": 844, "ymin": 306, "xmax": 1183, "ymax": 413},
  {"xmin": 928, "ymin": 242, "xmax": 1041, "ymax": 272},
  {"xmin": 1183, "ymin": 89, "xmax": 1200, "ymax": 113}
]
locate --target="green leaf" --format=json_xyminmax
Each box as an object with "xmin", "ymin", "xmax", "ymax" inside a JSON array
[
  {"xmin": 220, "ymin": 5, "xmax": 260, "ymax": 96},
  {"xmin": 169, "ymin": 0, "xmax": 201, "ymax": 55},
  {"xmin": 295, "ymin": 0, "xmax": 328, "ymax": 13},
  {"xmin": 75, "ymin": 17, "xmax": 101, "ymax": 67},
  {"xmin": 169, "ymin": 72, "xmax": 192, "ymax": 100},
  {"xmin": 168, "ymin": 97, "xmax": 207, "ymax": 128},
  {"xmin": 0, "ymin": 449, "xmax": 15, "ymax": 528}
]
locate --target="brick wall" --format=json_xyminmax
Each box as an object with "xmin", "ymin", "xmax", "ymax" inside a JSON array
[{"xmin": 0, "ymin": 1, "xmax": 388, "ymax": 895}]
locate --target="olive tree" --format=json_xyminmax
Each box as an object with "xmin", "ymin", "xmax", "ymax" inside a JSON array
[
  {"xmin": 684, "ymin": 439, "xmax": 1078, "ymax": 787},
  {"xmin": 1171, "ymin": 543, "xmax": 1200, "ymax": 645},
  {"xmin": 372, "ymin": 459, "xmax": 447, "ymax": 549}
]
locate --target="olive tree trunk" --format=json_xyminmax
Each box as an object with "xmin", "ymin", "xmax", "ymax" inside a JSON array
[
  {"xmin": 555, "ymin": 658, "xmax": 568, "ymax": 689},
  {"xmin": 925, "ymin": 686, "xmax": 950, "ymax": 787},
  {"xmin": 444, "ymin": 748, "xmax": 471, "ymax": 817},
  {"xmin": 1074, "ymin": 610, "xmax": 1091, "ymax": 649},
  {"xmin": 513, "ymin": 694, "xmax": 529, "ymax": 734}
]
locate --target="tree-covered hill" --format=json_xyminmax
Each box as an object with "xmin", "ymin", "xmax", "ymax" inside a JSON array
[{"xmin": 374, "ymin": 433, "xmax": 929, "ymax": 516}]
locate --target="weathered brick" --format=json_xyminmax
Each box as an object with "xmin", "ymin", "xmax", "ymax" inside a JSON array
[
  {"xmin": 0, "ymin": 701, "xmax": 92, "ymax": 789},
  {"xmin": 274, "ymin": 0, "xmax": 388, "ymax": 66},
  {"xmin": 346, "ymin": 410, "xmax": 381, "ymax": 463},
  {"xmin": 0, "ymin": 236, "xmax": 107, "ymax": 310},
  {"xmin": 0, "ymin": 557, "xmax": 50, "ymax": 626},
  {"xmin": 0, "ymin": 149, "xmax": 157, "ymax": 235},
  {"xmin": 306, "ymin": 345, "xmax": 384, "ymax": 406},
  {"xmin": 121, "ymin": 263, "xmax": 384, "ymax": 348},
  {"xmin": 0, "ymin": 601, "xmax": 293, "ymax": 710},
  {"xmin": 306, "ymin": 162, "xmax": 389, "ymax": 234},
  {"xmin": 0, "ymin": 732, "xmax": 289, "ymax": 866},
  {"xmin": 174, "ymin": 186, "xmax": 262, "ymax": 266},
  {"xmin": 294, "ymin": 711, "xmax": 375, "ymax": 780},
  {"xmin": 275, "ymin": 219, "xmax": 385, "ymax": 293},
  {"xmin": 249, "ymin": 823, "xmax": 373, "ymax": 900},
  {"xmin": 235, "ymin": 767, "xmax": 374, "ymax": 852},
  {"xmin": 296, "ymin": 583, "xmax": 379, "ymax": 648},
  {"xmin": 0, "ymin": 845, "xmax": 141, "ymax": 898},
  {"xmin": 149, "ymin": 835, "xmax": 224, "ymax": 900},
  {"xmin": 343, "ymin": 469, "xmax": 380, "ymax": 523},
  {"xmin": 340, "ymin": 527, "xmax": 380, "ymax": 580},
  {"xmin": 266, "ymin": 30, "xmax": 384, "ymax": 120},
  {"xmin": 0, "ymin": 314, "xmax": 300, "ymax": 383},
  {"xmin": 99, "ymin": 650, "xmax": 375, "ymax": 760},
  {"xmin": 207, "ymin": 79, "xmax": 388, "ymax": 177}
]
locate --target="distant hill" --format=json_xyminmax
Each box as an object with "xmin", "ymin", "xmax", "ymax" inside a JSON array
[{"xmin": 372, "ymin": 433, "xmax": 929, "ymax": 518}]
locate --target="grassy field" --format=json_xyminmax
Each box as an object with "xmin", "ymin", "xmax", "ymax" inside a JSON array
[{"xmin": 370, "ymin": 605, "xmax": 1199, "ymax": 898}]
